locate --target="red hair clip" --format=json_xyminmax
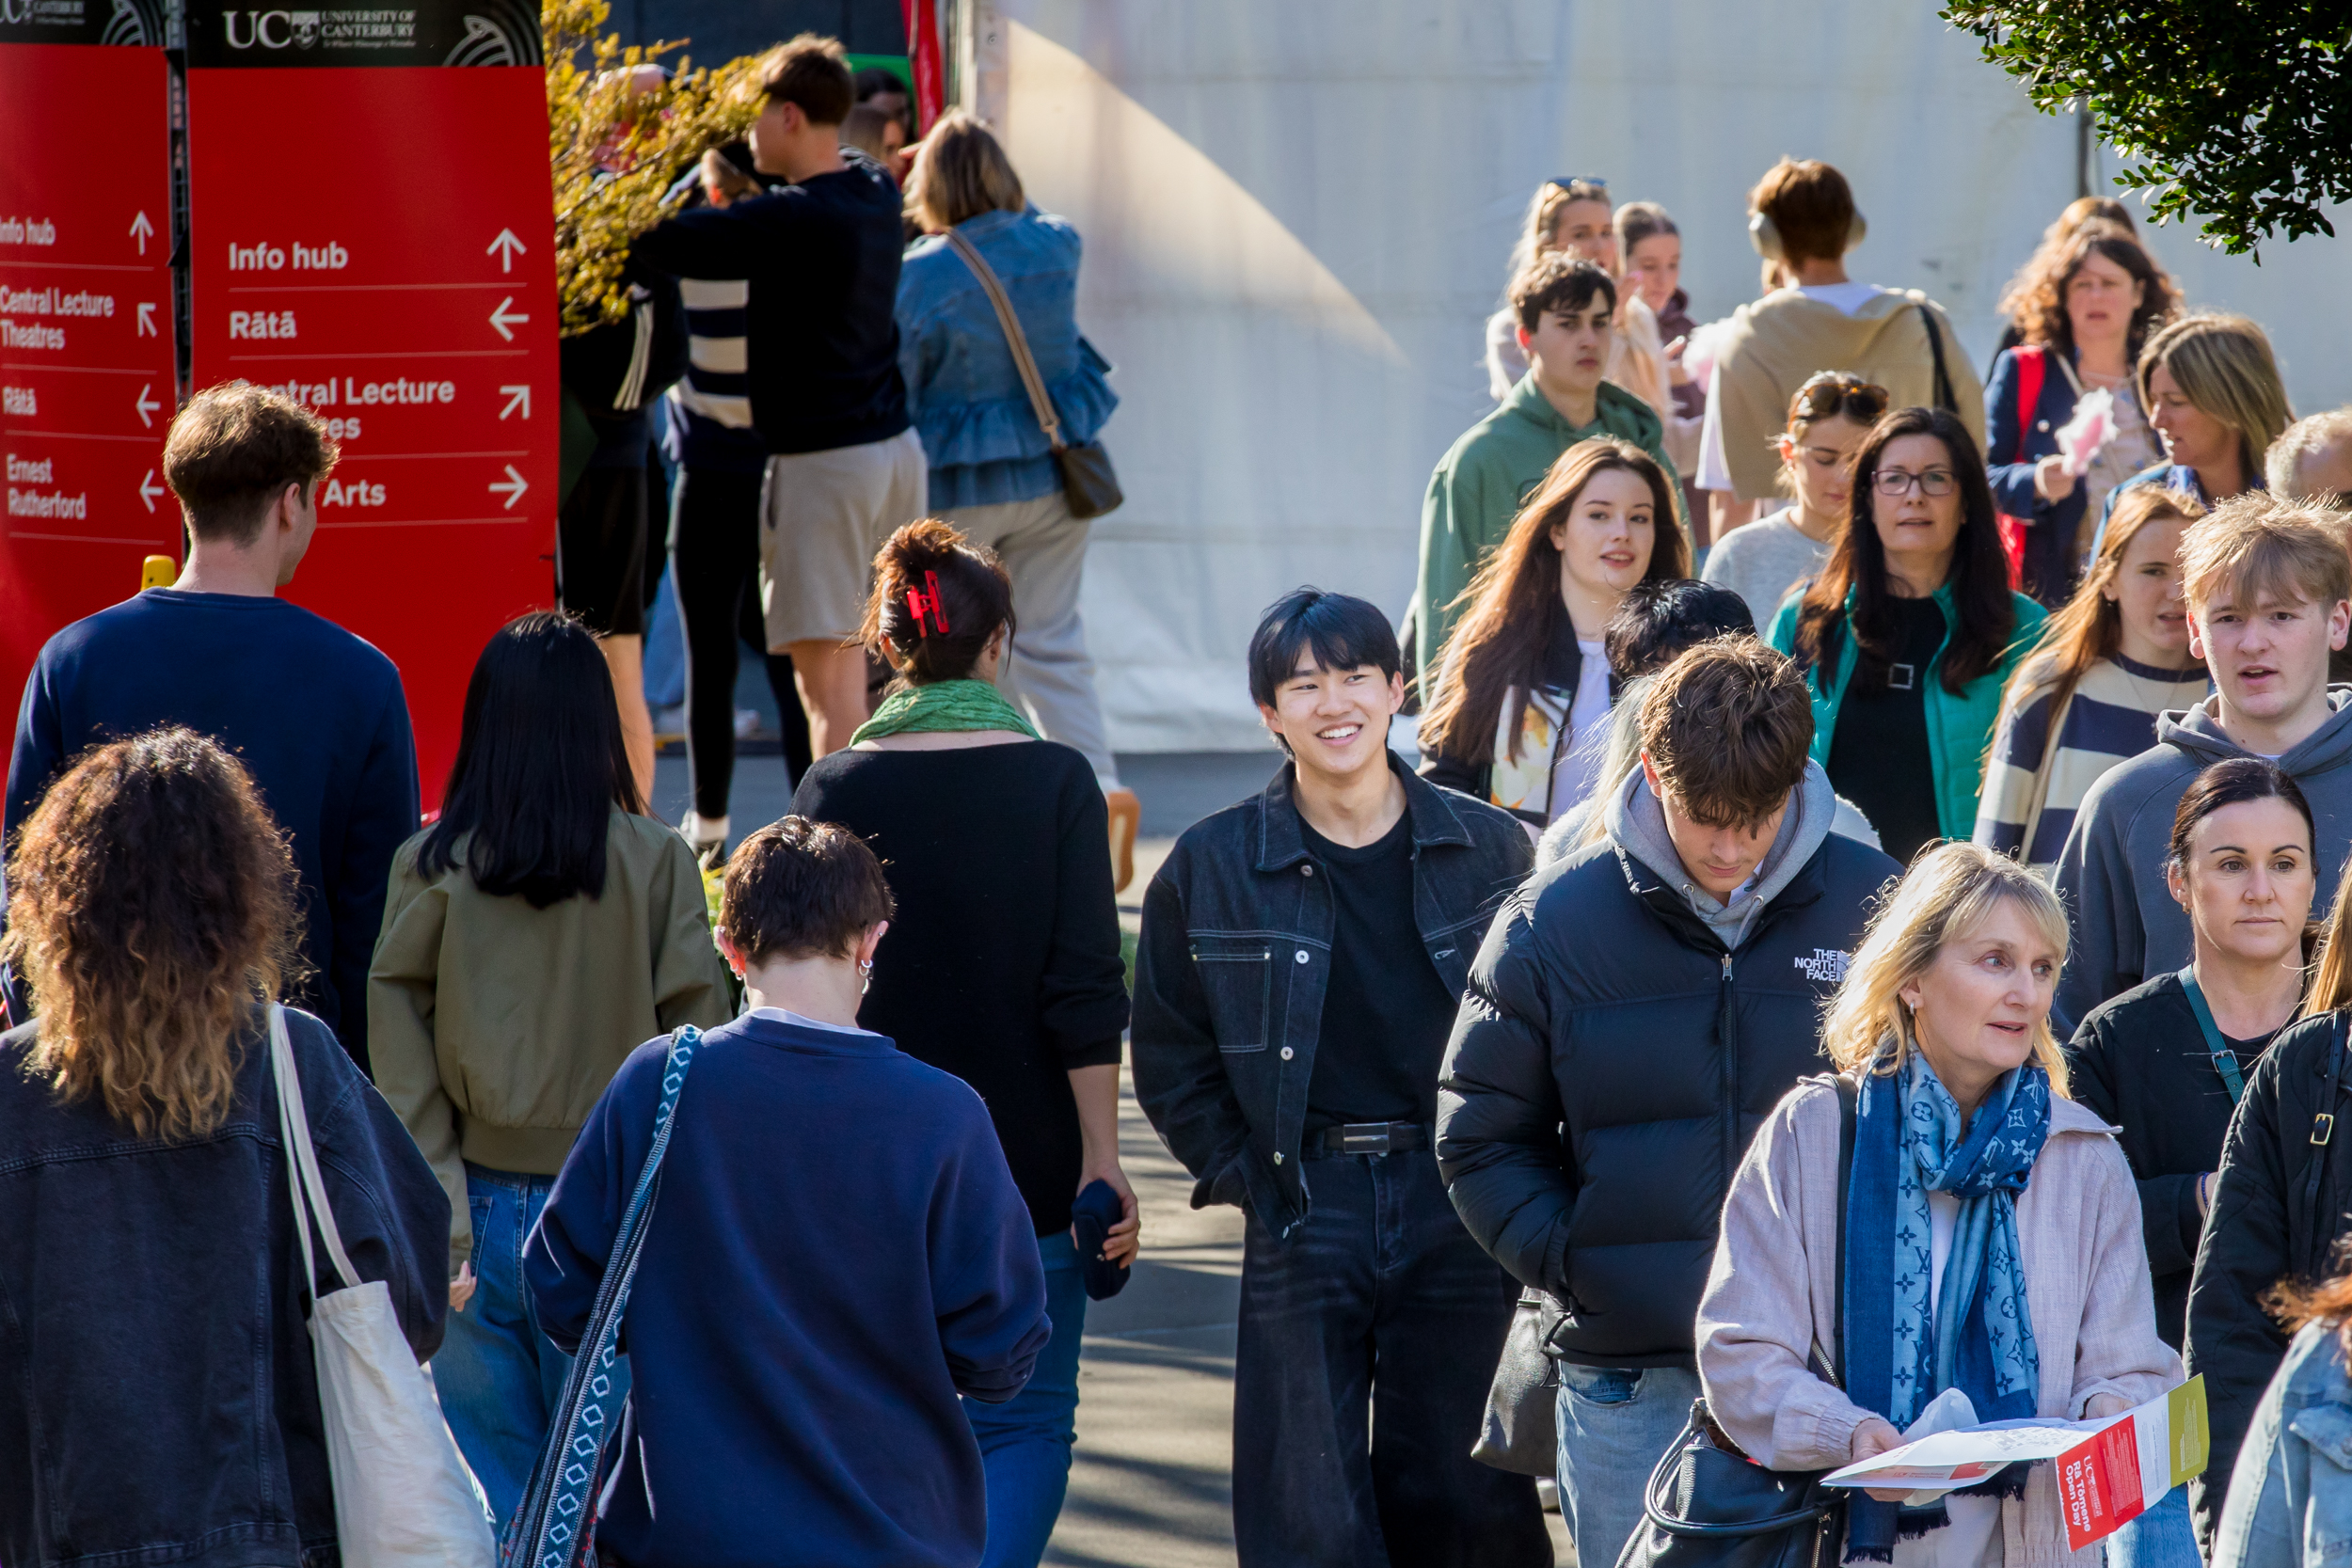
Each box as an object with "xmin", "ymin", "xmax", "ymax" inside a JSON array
[{"xmin": 905, "ymin": 570, "xmax": 950, "ymax": 637}]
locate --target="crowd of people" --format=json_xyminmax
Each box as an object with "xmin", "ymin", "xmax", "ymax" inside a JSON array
[{"xmin": 11, "ymin": 30, "xmax": 2352, "ymax": 1568}]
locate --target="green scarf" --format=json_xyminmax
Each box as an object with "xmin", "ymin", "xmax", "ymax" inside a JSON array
[{"xmin": 849, "ymin": 679, "xmax": 1041, "ymax": 747}]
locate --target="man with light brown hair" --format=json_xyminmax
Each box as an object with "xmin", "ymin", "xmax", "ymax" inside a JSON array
[
  {"xmin": 2057, "ymin": 494, "xmax": 2352, "ymax": 1026},
  {"xmin": 1438, "ymin": 634, "xmax": 1897, "ymax": 1568},
  {"xmin": 2269, "ymin": 406, "xmax": 2352, "ymax": 507},
  {"xmin": 5, "ymin": 380, "xmax": 418, "ymax": 1069},
  {"xmin": 634, "ymin": 32, "xmax": 922, "ymax": 772},
  {"xmin": 1696, "ymin": 157, "xmax": 1983, "ymax": 539}
]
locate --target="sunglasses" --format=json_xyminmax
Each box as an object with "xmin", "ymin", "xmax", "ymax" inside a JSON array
[
  {"xmin": 1793, "ymin": 373, "xmax": 1890, "ymax": 424},
  {"xmin": 1549, "ymin": 176, "xmax": 1609, "ymax": 196}
]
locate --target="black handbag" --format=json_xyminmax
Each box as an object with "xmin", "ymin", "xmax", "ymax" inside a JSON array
[
  {"xmin": 941, "ymin": 228, "xmax": 1124, "ymax": 519},
  {"xmin": 1471, "ymin": 1288, "xmax": 1564, "ymax": 1476},
  {"xmin": 1615, "ymin": 1074, "xmax": 1859, "ymax": 1568}
]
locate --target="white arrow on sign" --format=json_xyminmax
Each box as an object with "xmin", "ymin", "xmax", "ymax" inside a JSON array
[
  {"xmin": 498, "ymin": 384, "xmax": 532, "ymax": 420},
  {"xmin": 136, "ymin": 302, "xmax": 158, "ymax": 338},
  {"xmin": 490, "ymin": 464, "xmax": 529, "ymax": 509},
  {"xmin": 488, "ymin": 297, "xmax": 529, "ymax": 341},
  {"xmin": 135, "ymin": 384, "xmax": 161, "ymax": 427},
  {"xmin": 139, "ymin": 470, "xmax": 166, "ymax": 512},
  {"xmin": 486, "ymin": 229, "xmax": 526, "ymax": 273},
  {"xmin": 129, "ymin": 211, "xmax": 154, "ymax": 255}
]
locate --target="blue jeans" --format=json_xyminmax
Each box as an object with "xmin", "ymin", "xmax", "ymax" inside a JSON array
[
  {"xmin": 2107, "ymin": 1483, "xmax": 2200, "ymax": 1568},
  {"xmin": 1232, "ymin": 1148, "xmax": 1549, "ymax": 1568},
  {"xmin": 964, "ymin": 1231, "xmax": 1086, "ymax": 1568},
  {"xmin": 1556, "ymin": 1363, "xmax": 1704, "ymax": 1568},
  {"xmin": 433, "ymin": 1164, "xmax": 629, "ymax": 1530}
]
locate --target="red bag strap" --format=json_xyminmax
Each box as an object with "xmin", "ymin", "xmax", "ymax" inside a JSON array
[{"xmin": 2011, "ymin": 345, "xmax": 2046, "ymax": 464}]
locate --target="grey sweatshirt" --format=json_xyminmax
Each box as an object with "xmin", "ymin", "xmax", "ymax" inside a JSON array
[
  {"xmin": 2054, "ymin": 690, "xmax": 2352, "ymax": 1030},
  {"xmin": 1603, "ymin": 757, "xmax": 1839, "ymax": 949},
  {"xmin": 1541, "ymin": 753, "xmax": 1877, "ymax": 871}
]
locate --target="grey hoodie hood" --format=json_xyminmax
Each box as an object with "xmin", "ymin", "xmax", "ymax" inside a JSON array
[
  {"xmin": 1604, "ymin": 758, "xmax": 1838, "ymax": 948},
  {"xmin": 2158, "ymin": 689, "xmax": 2352, "ymax": 775}
]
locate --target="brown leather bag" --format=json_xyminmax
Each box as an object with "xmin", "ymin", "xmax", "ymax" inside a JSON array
[{"xmin": 941, "ymin": 228, "xmax": 1123, "ymax": 519}]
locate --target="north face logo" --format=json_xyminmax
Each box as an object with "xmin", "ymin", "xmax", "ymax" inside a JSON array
[{"xmin": 1794, "ymin": 948, "xmax": 1850, "ymax": 983}]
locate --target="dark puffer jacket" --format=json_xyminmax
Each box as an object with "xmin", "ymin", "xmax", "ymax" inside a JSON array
[
  {"xmin": 2185, "ymin": 1010, "xmax": 2352, "ymax": 1548},
  {"xmin": 1437, "ymin": 817, "xmax": 1897, "ymax": 1369}
]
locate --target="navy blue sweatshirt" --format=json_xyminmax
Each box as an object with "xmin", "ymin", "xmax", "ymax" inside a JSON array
[
  {"xmin": 6, "ymin": 590, "xmax": 418, "ymax": 1069},
  {"xmin": 525, "ymin": 1013, "xmax": 1049, "ymax": 1568},
  {"xmin": 631, "ymin": 150, "xmax": 910, "ymax": 456}
]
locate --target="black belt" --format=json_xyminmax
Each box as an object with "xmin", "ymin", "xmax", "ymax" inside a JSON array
[{"xmin": 1304, "ymin": 1120, "xmax": 1431, "ymax": 1158}]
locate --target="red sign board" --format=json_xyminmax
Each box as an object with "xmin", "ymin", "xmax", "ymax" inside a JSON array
[
  {"xmin": 0, "ymin": 43, "xmax": 177, "ymax": 734},
  {"xmin": 187, "ymin": 65, "xmax": 559, "ymax": 806}
]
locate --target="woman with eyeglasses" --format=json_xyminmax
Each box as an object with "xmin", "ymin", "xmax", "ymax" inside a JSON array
[
  {"xmin": 1984, "ymin": 223, "xmax": 2177, "ymax": 605},
  {"xmin": 1770, "ymin": 406, "xmax": 2049, "ymax": 866},
  {"xmin": 1484, "ymin": 177, "xmax": 1674, "ymax": 433},
  {"xmin": 1701, "ymin": 372, "xmax": 1883, "ymax": 623}
]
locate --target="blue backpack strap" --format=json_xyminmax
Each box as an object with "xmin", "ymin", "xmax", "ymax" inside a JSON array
[{"xmin": 501, "ymin": 1024, "xmax": 703, "ymax": 1568}]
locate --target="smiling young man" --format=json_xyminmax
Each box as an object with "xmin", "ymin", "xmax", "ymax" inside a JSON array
[
  {"xmin": 1131, "ymin": 590, "xmax": 1549, "ymax": 1567},
  {"xmin": 1413, "ymin": 253, "xmax": 1682, "ymax": 680},
  {"xmin": 2057, "ymin": 497, "xmax": 2352, "ymax": 1028},
  {"xmin": 1436, "ymin": 636, "xmax": 1897, "ymax": 1568}
]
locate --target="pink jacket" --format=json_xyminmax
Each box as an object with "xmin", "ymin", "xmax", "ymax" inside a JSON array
[{"xmin": 1695, "ymin": 1076, "xmax": 2183, "ymax": 1567}]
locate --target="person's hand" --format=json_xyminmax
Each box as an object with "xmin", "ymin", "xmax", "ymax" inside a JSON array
[
  {"xmin": 449, "ymin": 1261, "xmax": 478, "ymax": 1313},
  {"xmin": 1664, "ymin": 335, "xmax": 1692, "ymax": 388},
  {"xmin": 1849, "ymin": 1416, "xmax": 1911, "ymax": 1502},
  {"xmin": 2033, "ymin": 452, "xmax": 2077, "ymax": 503},
  {"xmin": 2084, "ymin": 1392, "xmax": 2131, "ymax": 1421},
  {"xmin": 1073, "ymin": 1160, "xmax": 1140, "ymax": 1267}
]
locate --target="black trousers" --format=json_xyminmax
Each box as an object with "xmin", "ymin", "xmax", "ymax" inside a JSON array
[{"xmin": 669, "ymin": 466, "xmax": 811, "ymax": 818}]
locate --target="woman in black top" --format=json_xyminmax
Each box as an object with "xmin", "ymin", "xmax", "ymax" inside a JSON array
[
  {"xmin": 2071, "ymin": 757, "xmax": 2314, "ymax": 1345},
  {"xmin": 790, "ymin": 519, "xmax": 1132, "ymax": 1568}
]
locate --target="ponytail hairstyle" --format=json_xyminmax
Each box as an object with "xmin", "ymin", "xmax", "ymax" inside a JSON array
[{"xmin": 859, "ymin": 518, "xmax": 1017, "ymax": 687}]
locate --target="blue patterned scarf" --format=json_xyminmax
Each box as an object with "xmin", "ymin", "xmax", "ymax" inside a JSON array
[{"xmin": 1841, "ymin": 1049, "xmax": 2049, "ymax": 1559}]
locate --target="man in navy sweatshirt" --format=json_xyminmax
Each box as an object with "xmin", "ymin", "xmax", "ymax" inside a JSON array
[
  {"xmin": 528, "ymin": 816, "xmax": 1047, "ymax": 1568},
  {"xmin": 6, "ymin": 382, "xmax": 418, "ymax": 1070}
]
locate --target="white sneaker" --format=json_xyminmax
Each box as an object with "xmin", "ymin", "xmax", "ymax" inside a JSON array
[{"xmin": 680, "ymin": 811, "xmax": 730, "ymax": 867}]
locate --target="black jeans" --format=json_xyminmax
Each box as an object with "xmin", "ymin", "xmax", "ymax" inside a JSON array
[
  {"xmin": 1232, "ymin": 1148, "xmax": 1549, "ymax": 1568},
  {"xmin": 669, "ymin": 466, "xmax": 810, "ymax": 817}
]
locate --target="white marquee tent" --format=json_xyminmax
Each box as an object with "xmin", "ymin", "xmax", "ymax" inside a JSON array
[{"xmin": 961, "ymin": 1, "xmax": 2352, "ymax": 752}]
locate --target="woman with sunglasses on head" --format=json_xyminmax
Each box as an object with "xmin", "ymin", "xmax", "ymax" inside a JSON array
[
  {"xmin": 1770, "ymin": 406, "xmax": 2049, "ymax": 866},
  {"xmin": 1974, "ymin": 488, "xmax": 2210, "ymax": 879},
  {"xmin": 1484, "ymin": 177, "xmax": 1674, "ymax": 432},
  {"xmin": 1984, "ymin": 223, "xmax": 2178, "ymax": 605},
  {"xmin": 1702, "ymin": 372, "xmax": 1883, "ymax": 623}
]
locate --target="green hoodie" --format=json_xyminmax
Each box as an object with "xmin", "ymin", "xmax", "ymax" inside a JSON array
[
  {"xmin": 1767, "ymin": 583, "xmax": 2049, "ymax": 842},
  {"xmin": 1412, "ymin": 374, "xmax": 1681, "ymax": 678}
]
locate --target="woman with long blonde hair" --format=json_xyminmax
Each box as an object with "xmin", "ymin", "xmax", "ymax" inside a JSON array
[
  {"xmin": 1974, "ymin": 486, "xmax": 2210, "ymax": 876},
  {"xmin": 1697, "ymin": 842, "xmax": 2180, "ymax": 1566},
  {"xmin": 0, "ymin": 728, "xmax": 447, "ymax": 1561},
  {"xmin": 1419, "ymin": 436, "xmax": 1688, "ymax": 825}
]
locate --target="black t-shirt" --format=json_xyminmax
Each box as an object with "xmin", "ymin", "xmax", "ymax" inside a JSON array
[
  {"xmin": 1825, "ymin": 595, "xmax": 1947, "ymax": 865},
  {"xmin": 1296, "ymin": 813, "xmax": 1459, "ymax": 1132}
]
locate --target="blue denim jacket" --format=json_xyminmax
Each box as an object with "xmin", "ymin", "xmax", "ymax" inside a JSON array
[
  {"xmin": 896, "ymin": 206, "xmax": 1118, "ymax": 511},
  {"xmin": 2216, "ymin": 1321, "xmax": 2352, "ymax": 1568},
  {"xmin": 1130, "ymin": 753, "xmax": 1534, "ymax": 1242}
]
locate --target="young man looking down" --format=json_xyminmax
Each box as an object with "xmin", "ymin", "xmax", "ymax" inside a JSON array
[
  {"xmin": 1437, "ymin": 636, "xmax": 1898, "ymax": 1568},
  {"xmin": 2057, "ymin": 497, "xmax": 2352, "ymax": 1027},
  {"xmin": 1133, "ymin": 590, "xmax": 1549, "ymax": 1567}
]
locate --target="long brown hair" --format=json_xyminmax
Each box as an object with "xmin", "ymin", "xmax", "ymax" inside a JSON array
[
  {"xmin": 1998, "ymin": 486, "xmax": 2204, "ymax": 720},
  {"xmin": 0, "ymin": 728, "xmax": 302, "ymax": 1140},
  {"xmin": 2004, "ymin": 224, "xmax": 2177, "ymax": 361},
  {"xmin": 1422, "ymin": 437, "xmax": 1687, "ymax": 766},
  {"xmin": 1791, "ymin": 407, "xmax": 2017, "ymax": 696}
]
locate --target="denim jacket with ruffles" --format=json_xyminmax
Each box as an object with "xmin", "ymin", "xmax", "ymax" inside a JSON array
[
  {"xmin": 896, "ymin": 205, "xmax": 1118, "ymax": 512},
  {"xmin": 2216, "ymin": 1320, "xmax": 2352, "ymax": 1568}
]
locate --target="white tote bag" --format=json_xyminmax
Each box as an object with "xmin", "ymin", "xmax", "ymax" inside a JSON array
[{"xmin": 270, "ymin": 1004, "xmax": 496, "ymax": 1568}]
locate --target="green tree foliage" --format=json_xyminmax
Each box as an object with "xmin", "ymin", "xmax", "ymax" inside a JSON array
[
  {"xmin": 1942, "ymin": 3, "xmax": 2351, "ymax": 255},
  {"xmin": 545, "ymin": 0, "xmax": 764, "ymax": 335}
]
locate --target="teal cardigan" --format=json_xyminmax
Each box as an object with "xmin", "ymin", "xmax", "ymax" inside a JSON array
[{"xmin": 1767, "ymin": 584, "xmax": 2049, "ymax": 842}]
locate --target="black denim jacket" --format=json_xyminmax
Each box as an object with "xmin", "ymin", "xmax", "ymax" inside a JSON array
[{"xmin": 1131, "ymin": 752, "xmax": 1532, "ymax": 1241}]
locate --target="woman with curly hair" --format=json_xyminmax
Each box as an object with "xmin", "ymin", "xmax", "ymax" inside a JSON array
[
  {"xmin": 0, "ymin": 728, "xmax": 447, "ymax": 1566},
  {"xmin": 1984, "ymin": 222, "xmax": 2177, "ymax": 604}
]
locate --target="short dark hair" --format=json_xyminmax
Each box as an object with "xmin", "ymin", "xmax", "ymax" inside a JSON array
[
  {"xmin": 161, "ymin": 381, "xmax": 338, "ymax": 545},
  {"xmin": 1247, "ymin": 589, "xmax": 1400, "ymax": 710},
  {"xmin": 417, "ymin": 612, "xmax": 643, "ymax": 908},
  {"xmin": 853, "ymin": 65, "xmax": 908, "ymax": 103},
  {"xmin": 1638, "ymin": 638, "xmax": 1814, "ymax": 829},
  {"xmin": 758, "ymin": 34, "xmax": 853, "ymax": 126},
  {"xmin": 861, "ymin": 519, "xmax": 1017, "ymax": 686},
  {"xmin": 2168, "ymin": 756, "xmax": 2314, "ymax": 869},
  {"xmin": 721, "ymin": 816, "xmax": 897, "ymax": 965},
  {"xmin": 1512, "ymin": 253, "xmax": 1616, "ymax": 334},
  {"xmin": 1604, "ymin": 580, "xmax": 1756, "ymax": 680},
  {"xmin": 1750, "ymin": 157, "xmax": 1856, "ymax": 267}
]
